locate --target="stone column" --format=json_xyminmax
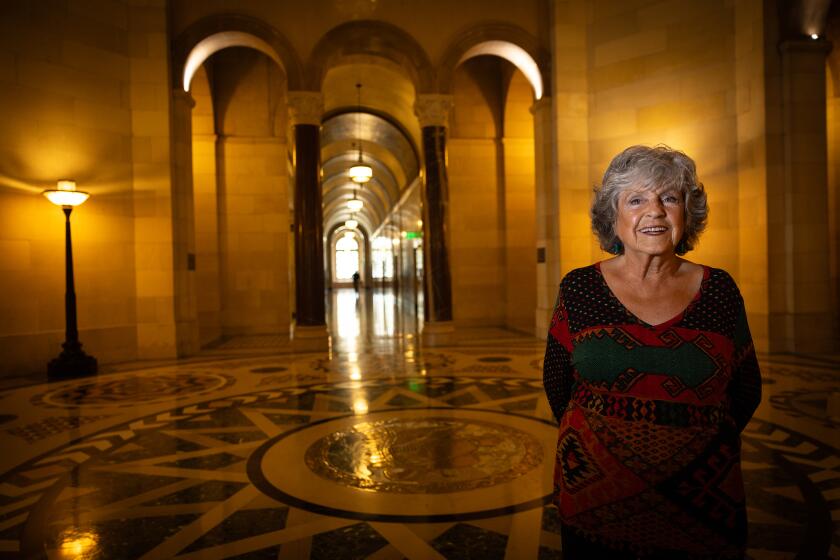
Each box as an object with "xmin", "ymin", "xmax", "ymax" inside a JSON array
[
  {"xmin": 170, "ymin": 89, "xmax": 199, "ymax": 356},
  {"xmin": 415, "ymin": 94, "xmax": 455, "ymax": 344},
  {"xmin": 288, "ymin": 91, "xmax": 329, "ymax": 349},
  {"xmin": 771, "ymin": 39, "xmax": 838, "ymax": 352},
  {"xmin": 531, "ymin": 96, "xmax": 560, "ymax": 339}
]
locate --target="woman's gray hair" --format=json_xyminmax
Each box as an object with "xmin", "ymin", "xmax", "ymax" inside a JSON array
[{"xmin": 591, "ymin": 145, "xmax": 708, "ymax": 255}]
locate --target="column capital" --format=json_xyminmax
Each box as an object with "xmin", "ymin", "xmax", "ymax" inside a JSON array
[
  {"xmin": 414, "ymin": 94, "xmax": 454, "ymax": 128},
  {"xmin": 287, "ymin": 91, "xmax": 324, "ymax": 126},
  {"xmin": 529, "ymin": 96, "xmax": 551, "ymax": 116},
  {"xmin": 779, "ymin": 38, "xmax": 832, "ymax": 56},
  {"xmin": 172, "ymin": 89, "xmax": 196, "ymax": 109}
]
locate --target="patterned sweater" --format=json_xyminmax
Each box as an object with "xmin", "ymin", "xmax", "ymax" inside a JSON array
[{"xmin": 543, "ymin": 263, "xmax": 762, "ymax": 558}]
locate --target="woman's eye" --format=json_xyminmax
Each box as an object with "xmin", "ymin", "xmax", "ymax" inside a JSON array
[
  {"xmin": 628, "ymin": 198, "xmax": 642, "ymax": 205},
  {"xmin": 662, "ymin": 195, "xmax": 679, "ymax": 204}
]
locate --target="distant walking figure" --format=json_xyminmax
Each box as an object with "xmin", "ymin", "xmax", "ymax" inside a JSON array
[{"xmin": 352, "ymin": 271, "xmax": 360, "ymax": 293}]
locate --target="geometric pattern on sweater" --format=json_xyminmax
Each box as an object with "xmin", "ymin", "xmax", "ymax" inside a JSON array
[
  {"xmin": 584, "ymin": 408, "xmax": 712, "ymax": 483},
  {"xmin": 544, "ymin": 262, "xmax": 762, "ymax": 558},
  {"xmin": 571, "ymin": 384, "xmax": 727, "ymax": 427},
  {"xmin": 571, "ymin": 327, "xmax": 728, "ymax": 399},
  {"xmin": 556, "ymin": 424, "xmax": 605, "ymax": 493}
]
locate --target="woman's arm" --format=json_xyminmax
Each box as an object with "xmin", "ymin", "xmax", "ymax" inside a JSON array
[
  {"xmin": 728, "ymin": 300, "xmax": 762, "ymax": 432},
  {"xmin": 543, "ymin": 288, "xmax": 575, "ymax": 422}
]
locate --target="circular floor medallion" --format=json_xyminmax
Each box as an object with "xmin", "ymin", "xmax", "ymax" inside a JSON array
[
  {"xmin": 305, "ymin": 416, "xmax": 543, "ymax": 493},
  {"xmin": 249, "ymin": 408, "xmax": 556, "ymax": 522},
  {"xmin": 38, "ymin": 373, "xmax": 232, "ymax": 407}
]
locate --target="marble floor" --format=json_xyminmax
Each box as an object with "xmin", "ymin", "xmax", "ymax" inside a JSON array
[{"xmin": 0, "ymin": 288, "xmax": 838, "ymax": 559}]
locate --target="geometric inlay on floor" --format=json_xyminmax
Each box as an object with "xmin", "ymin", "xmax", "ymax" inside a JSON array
[
  {"xmin": 32, "ymin": 372, "xmax": 235, "ymax": 409},
  {"xmin": 0, "ymin": 356, "xmax": 838, "ymax": 559}
]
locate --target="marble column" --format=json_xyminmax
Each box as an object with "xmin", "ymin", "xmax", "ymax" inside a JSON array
[
  {"xmin": 170, "ymin": 89, "xmax": 200, "ymax": 356},
  {"xmin": 287, "ymin": 91, "xmax": 329, "ymax": 349},
  {"xmin": 415, "ymin": 94, "xmax": 455, "ymax": 344},
  {"xmin": 771, "ymin": 39, "xmax": 838, "ymax": 352}
]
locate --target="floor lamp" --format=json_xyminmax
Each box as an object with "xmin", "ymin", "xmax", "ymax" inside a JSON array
[{"xmin": 43, "ymin": 180, "xmax": 98, "ymax": 378}]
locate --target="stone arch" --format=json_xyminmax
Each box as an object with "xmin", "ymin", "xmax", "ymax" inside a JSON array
[
  {"xmin": 438, "ymin": 23, "xmax": 550, "ymax": 99},
  {"xmin": 307, "ymin": 20, "xmax": 434, "ymax": 93},
  {"xmin": 172, "ymin": 13, "xmax": 304, "ymax": 92}
]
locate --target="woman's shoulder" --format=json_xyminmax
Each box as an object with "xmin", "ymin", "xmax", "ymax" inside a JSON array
[
  {"xmin": 694, "ymin": 263, "xmax": 741, "ymax": 295},
  {"xmin": 559, "ymin": 263, "xmax": 601, "ymax": 290}
]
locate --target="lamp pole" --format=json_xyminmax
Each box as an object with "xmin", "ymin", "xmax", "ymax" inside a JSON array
[{"xmin": 44, "ymin": 181, "xmax": 97, "ymax": 378}]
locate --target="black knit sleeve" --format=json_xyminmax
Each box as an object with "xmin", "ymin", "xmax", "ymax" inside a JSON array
[
  {"xmin": 543, "ymin": 286, "xmax": 574, "ymax": 422},
  {"xmin": 728, "ymin": 290, "xmax": 762, "ymax": 432}
]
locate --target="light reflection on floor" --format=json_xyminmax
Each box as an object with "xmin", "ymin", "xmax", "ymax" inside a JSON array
[
  {"xmin": 0, "ymin": 288, "xmax": 836, "ymax": 558},
  {"xmin": 328, "ymin": 287, "xmax": 422, "ymax": 357}
]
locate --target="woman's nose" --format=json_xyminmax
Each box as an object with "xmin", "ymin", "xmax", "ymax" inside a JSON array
[{"xmin": 646, "ymin": 199, "xmax": 665, "ymax": 215}]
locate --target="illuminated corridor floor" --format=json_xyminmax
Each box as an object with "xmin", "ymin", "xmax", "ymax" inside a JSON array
[{"xmin": 0, "ymin": 290, "xmax": 837, "ymax": 559}]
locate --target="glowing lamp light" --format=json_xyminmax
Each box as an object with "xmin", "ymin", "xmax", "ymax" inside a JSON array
[
  {"xmin": 347, "ymin": 198, "xmax": 364, "ymax": 212},
  {"xmin": 345, "ymin": 219, "xmax": 359, "ymax": 229},
  {"xmin": 43, "ymin": 180, "xmax": 90, "ymax": 207},
  {"xmin": 811, "ymin": 33, "xmax": 819, "ymax": 40},
  {"xmin": 349, "ymin": 164, "xmax": 372, "ymax": 183}
]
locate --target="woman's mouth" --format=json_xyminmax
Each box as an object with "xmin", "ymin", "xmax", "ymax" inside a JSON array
[{"xmin": 639, "ymin": 226, "xmax": 668, "ymax": 234}]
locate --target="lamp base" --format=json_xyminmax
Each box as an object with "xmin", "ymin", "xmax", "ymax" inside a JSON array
[{"xmin": 48, "ymin": 341, "xmax": 98, "ymax": 379}]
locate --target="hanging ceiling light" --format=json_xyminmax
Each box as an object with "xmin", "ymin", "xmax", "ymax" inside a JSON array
[
  {"xmin": 348, "ymin": 82, "xmax": 372, "ymax": 184},
  {"xmin": 345, "ymin": 218, "xmax": 359, "ymax": 229},
  {"xmin": 346, "ymin": 194, "xmax": 363, "ymax": 212}
]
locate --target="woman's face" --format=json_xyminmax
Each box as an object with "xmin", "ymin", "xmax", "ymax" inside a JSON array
[{"xmin": 614, "ymin": 184, "xmax": 685, "ymax": 258}]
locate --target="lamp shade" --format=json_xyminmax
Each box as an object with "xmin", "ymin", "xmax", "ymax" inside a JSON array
[
  {"xmin": 344, "ymin": 219, "xmax": 359, "ymax": 229},
  {"xmin": 348, "ymin": 165, "xmax": 372, "ymax": 183},
  {"xmin": 43, "ymin": 180, "xmax": 90, "ymax": 207},
  {"xmin": 346, "ymin": 198, "xmax": 364, "ymax": 212}
]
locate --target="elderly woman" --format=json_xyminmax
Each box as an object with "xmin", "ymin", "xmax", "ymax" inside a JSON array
[{"xmin": 543, "ymin": 145, "xmax": 761, "ymax": 559}]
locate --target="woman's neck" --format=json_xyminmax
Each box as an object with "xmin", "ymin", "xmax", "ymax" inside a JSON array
[{"xmin": 608, "ymin": 251, "xmax": 683, "ymax": 283}]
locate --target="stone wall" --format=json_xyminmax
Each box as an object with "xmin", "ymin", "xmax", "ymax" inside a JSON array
[{"xmin": 0, "ymin": 0, "xmax": 175, "ymax": 375}]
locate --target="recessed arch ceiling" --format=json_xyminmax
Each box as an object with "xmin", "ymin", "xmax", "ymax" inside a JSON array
[
  {"xmin": 320, "ymin": 111, "xmax": 419, "ymax": 237},
  {"xmin": 322, "ymin": 60, "xmax": 420, "ymax": 148},
  {"xmin": 183, "ymin": 31, "xmax": 283, "ymax": 92},
  {"xmin": 458, "ymin": 40, "xmax": 543, "ymax": 100},
  {"xmin": 320, "ymin": 61, "xmax": 420, "ymax": 239}
]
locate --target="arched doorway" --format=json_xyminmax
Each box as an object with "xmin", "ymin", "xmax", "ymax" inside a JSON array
[{"xmin": 332, "ymin": 228, "xmax": 364, "ymax": 287}]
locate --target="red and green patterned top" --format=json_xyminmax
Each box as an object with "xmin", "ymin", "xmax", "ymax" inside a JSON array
[{"xmin": 543, "ymin": 263, "xmax": 762, "ymax": 558}]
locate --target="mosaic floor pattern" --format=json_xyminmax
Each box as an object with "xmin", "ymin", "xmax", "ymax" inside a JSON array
[{"xmin": 0, "ymin": 291, "xmax": 837, "ymax": 559}]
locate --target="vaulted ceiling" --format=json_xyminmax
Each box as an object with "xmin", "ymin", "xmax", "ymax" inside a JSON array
[{"xmin": 320, "ymin": 62, "xmax": 420, "ymax": 239}]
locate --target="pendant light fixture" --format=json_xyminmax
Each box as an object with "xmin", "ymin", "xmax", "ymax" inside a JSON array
[
  {"xmin": 348, "ymin": 82, "xmax": 372, "ymax": 184},
  {"xmin": 346, "ymin": 190, "xmax": 364, "ymax": 212}
]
